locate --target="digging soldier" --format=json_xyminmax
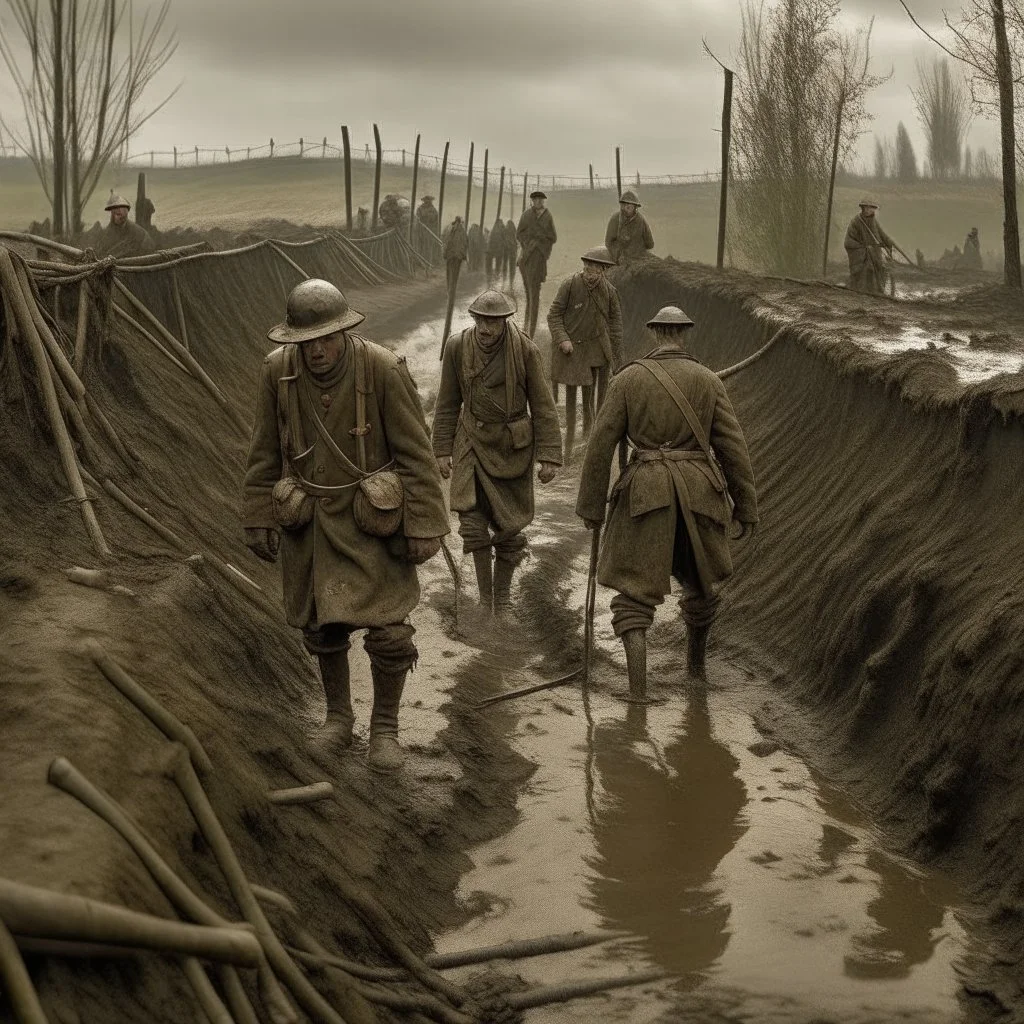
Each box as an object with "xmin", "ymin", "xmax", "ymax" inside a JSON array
[
  {"xmin": 95, "ymin": 194, "xmax": 155, "ymax": 258},
  {"xmin": 516, "ymin": 190, "xmax": 557, "ymax": 337},
  {"xmin": 576, "ymin": 306, "xmax": 758, "ymax": 700},
  {"xmin": 242, "ymin": 280, "xmax": 450, "ymax": 772},
  {"xmin": 844, "ymin": 198, "xmax": 896, "ymax": 295},
  {"xmin": 432, "ymin": 290, "xmax": 563, "ymax": 616},
  {"xmin": 547, "ymin": 246, "xmax": 623, "ymax": 463},
  {"xmin": 486, "ymin": 215, "xmax": 506, "ymax": 289},
  {"xmin": 605, "ymin": 189, "xmax": 655, "ymax": 266},
  {"xmin": 442, "ymin": 215, "xmax": 469, "ymax": 297},
  {"xmin": 504, "ymin": 217, "xmax": 518, "ymax": 292}
]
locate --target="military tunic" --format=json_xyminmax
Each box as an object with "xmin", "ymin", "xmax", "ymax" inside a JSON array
[
  {"xmin": 605, "ymin": 210, "xmax": 654, "ymax": 265},
  {"xmin": 576, "ymin": 346, "xmax": 757, "ymax": 632},
  {"xmin": 95, "ymin": 220, "xmax": 155, "ymax": 258},
  {"xmin": 242, "ymin": 338, "xmax": 450, "ymax": 631},
  {"xmin": 516, "ymin": 207, "xmax": 557, "ymax": 336},
  {"xmin": 844, "ymin": 213, "xmax": 894, "ymax": 294},
  {"xmin": 547, "ymin": 273, "xmax": 624, "ymax": 386}
]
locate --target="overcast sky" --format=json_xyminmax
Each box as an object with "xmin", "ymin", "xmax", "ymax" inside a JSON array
[{"xmin": 0, "ymin": 0, "xmax": 1003, "ymax": 176}]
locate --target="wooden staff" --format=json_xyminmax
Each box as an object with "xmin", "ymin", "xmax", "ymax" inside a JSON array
[
  {"xmin": 437, "ymin": 140, "xmax": 450, "ymax": 231},
  {"xmin": 439, "ymin": 260, "xmax": 460, "ymax": 361},
  {"xmin": 371, "ymin": 123, "xmax": 383, "ymax": 231},
  {"xmin": 522, "ymin": 170, "xmax": 528, "ymax": 213},
  {"xmin": 584, "ymin": 525, "xmax": 601, "ymax": 687}
]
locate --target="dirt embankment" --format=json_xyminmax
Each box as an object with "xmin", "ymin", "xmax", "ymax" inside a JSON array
[
  {"xmin": 612, "ymin": 257, "xmax": 1024, "ymax": 1013},
  {"xmin": 0, "ymin": 245, "xmax": 529, "ymax": 1022}
]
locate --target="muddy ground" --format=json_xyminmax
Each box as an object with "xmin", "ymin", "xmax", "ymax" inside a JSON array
[{"xmin": 3, "ymin": 242, "xmax": 1024, "ymax": 1022}]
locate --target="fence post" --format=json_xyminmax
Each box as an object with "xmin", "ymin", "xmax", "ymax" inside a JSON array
[
  {"xmin": 479, "ymin": 148, "xmax": 489, "ymax": 231},
  {"xmin": 372, "ymin": 123, "xmax": 382, "ymax": 230},
  {"xmin": 496, "ymin": 165, "xmax": 505, "ymax": 220},
  {"xmin": 322, "ymin": 136, "xmax": 327, "ymax": 159},
  {"xmin": 341, "ymin": 125, "xmax": 353, "ymax": 232},
  {"xmin": 458, "ymin": 142, "xmax": 472, "ymax": 226},
  {"xmin": 589, "ymin": 163, "xmax": 594, "ymax": 189},
  {"xmin": 135, "ymin": 172, "xmax": 147, "ymax": 225},
  {"xmin": 226, "ymin": 146, "xmax": 231, "ymax": 163},
  {"xmin": 635, "ymin": 170, "xmax": 640, "ymax": 187},
  {"xmin": 402, "ymin": 148, "xmax": 406, "ymax": 167},
  {"xmin": 173, "ymin": 146, "xmax": 177, "ymax": 168},
  {"xmin": 522, "ymin": 171, "xmax": 527, "ymax": 213},
  {"xmin": 409, "ymin": 132, "xmax": 421, "ymax": 244},
  {"xmin": 718, "ymin": 67, "xmax": 734, "ymax": 271},
  {"xmin": 194, "ymin": 146, "xmax": 199, "ymax": 166},
  {"xmin": 438, "ymin": 140, "xmax": 450, "ymax": 232},
  {"xmin": 270, "ymin": 137, "xmax": 274, "ymax": 158},
  {"xmin": 246, "ymin": 146, "xmax": 250, "ymax": 160},
  {"xmin": 615, "ymin": 147, "xmax": 622, "ymax": 197}
]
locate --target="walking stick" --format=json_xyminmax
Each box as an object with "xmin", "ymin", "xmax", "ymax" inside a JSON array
[
  {"xmin": 439, "ymin": 537, "xmax": 461, "ymax": 629},
  {"xmin": 439, "ymin": 261, "xmax": 461, "ymax": 360},
  {"xmin": 583, "ymin": 525, "xmax": 601, "ymax": 688}
]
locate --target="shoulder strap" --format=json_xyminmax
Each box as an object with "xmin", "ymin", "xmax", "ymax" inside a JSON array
[
  {"xmin": 301, "ymin": 373, "xmax": 367, "ymax": 480},
  {"xmin": 353, "ymin": 337, "xmax": 368, "ymax": 473},
  {"xmin": 636, "ymin": 359, "xmax": 721, "ymax": 481}
]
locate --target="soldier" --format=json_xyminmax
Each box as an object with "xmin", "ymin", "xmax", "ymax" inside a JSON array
[
  {"xmin": 242, "ymin": 280, "xmax": 450, "ymax": 772},
  {"xmin": 575, "ymin": 305, "xmax": 758, "ymax": 699},
  {"xmin": 442, "ymin": 216, "xmax": 469, "ymax": 297},
  {"xmin": 504, "ymin": 218, "xmax": 518, "ymax": 292},
  {"xmin": 432, "ymin": 290, "xmax": 562, "ymax": 616},
  {"xmin": 516, "ymin": 190, "xmax": 557, "ymax": 337},
  {"xmin": 95, "ymin": 194, "xmax": 155, "ymax": 258},
  {"xmin": 844, "ymin": 198, "xmax": 896, "ymax": 294},
  {"xmin": 468, "ymin": 222, "xmax": 484, "ymax": 274},
  {"xmin": 547, "ymin": 245, "xmax": 623, "ymax": 463},
  {"xmin": 486, "ymin": 216, "xmax": 505, "ymax": 288},
  {"xmin": 961, "ymin": 227, "xmax": 982, "ymax": 270},
  {"xmin": 416, "ymin": 196, "xmax": 440, "ymax": 237},
  {"xmin": 605, "ymin": 189, "xmax": 654, "ymax": 265}
]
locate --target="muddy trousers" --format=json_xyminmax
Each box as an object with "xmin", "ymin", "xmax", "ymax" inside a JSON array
[
  {"xmin": 609, "ymin": 517, "xmax": 720, "ymax": 636},
  {"xmin": 522, "ymin": 278, "xmax": 543, "ymax": 338},
  {"xmin": 456, "ymin": 481, "xmax": 528, "ymax": 568},
  {"xmin": 563, "ymin": 367, "xmax": 610, "ymax": 459},
  {"xmin": 302, "ymin": 620, "xmax": 418, "ymax": 673}
]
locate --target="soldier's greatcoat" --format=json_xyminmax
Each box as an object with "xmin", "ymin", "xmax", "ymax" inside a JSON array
[
  {"xmin": 242, "ymin": 338, "xmax": 449, "ymax": 629},
  {"xmin": 504, "ymin": 220, "xmax": 518, "ymax": 262},
  {"xmin": 487, "ymin": 219, "xmax": 506, "ymax": 256},
  {"xmin": 844, "ymin": 213, "xmax": 894, "ymax": 294},
  {"xmin": 547, "ymin": 273, "xmax": 624, "ymax": 386},
  {"xmin": 95, "ymin": 220, "xmax": 155, "ymax": 258},
  {"xmin": 576, "ymin": 346, "xmax": 757, "ymax": 606},
  {"xmin": 432, "ymin": 323, "xmax": 562, "ymax": 536},
  {"xmin": 605, "ymin": 211, "xmax": 654, "ymax": 265},
  {"xmin": 516, "ymin": 207, "xmax": 557, "ymax": 285}
]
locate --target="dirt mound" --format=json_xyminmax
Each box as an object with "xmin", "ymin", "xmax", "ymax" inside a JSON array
[{"xmin": 612, "ymin": 257, "xmax": 1024, "ymax": 1014}]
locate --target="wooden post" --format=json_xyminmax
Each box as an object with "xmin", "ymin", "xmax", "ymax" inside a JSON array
[
  {"xmin": 299, "ymin": 137, "xmax": 304, "ymax": 158},
  {"xmin": 226, "ymin": 147, "xmax": 231, "ymax": 163},
  {"xmin": 464, "ymin": 142, "xmax": 474, "ymax": 225},
  {"xmin": 371, "ymin": 124, "xmax": 382, "ymax": 230},
  {"xmin": 150, "ymin": 151, "xmax": 154, "ymax": 168},
  {"xmin": 496, "ymin": 166, "xmax": 505, "ymax": 220},
  {"xmin": 246, "ymin": 147, "xmax": 250, "ymax": 160},
  {"xmin": 194, "ymin": 146, "xmax": 199, "ymax": 167},
  {"xmin": 993, "ymin": 0, "xmax": 1022, "ymax": 289},
  {"xmin": 135, "ymin": 173, "xmax": 147, "ymax": 225},
  {"xmin": 409, "ymin": 133, "xmax": 421, "ymax": 244},
  {"xmin": 437, "ymin": 140, "xmax": 450, "ymax": 231},
  {"xmin": 173, "ymin": 146, "xmax": 177, "ymax": 168},
  {"xmin": 589, "ymin": 164, "xmax": 594, "ymax": 189},
  {"xmin": 322, "ymin": 136, "xmax": 327, "ymax": 158},
  {"xmin": 341, "ymin": 125, "xmax": 353, "ymax": 231},
  {"xmin": 822, "ymin": 85, "xmax": 844, "ymax": 278},
  {"xmin": 615, "ymin": 147, "xmax": 622, "ymax": 197},
  {"xmin": 479, "ymin": 148, "xmax": 489, "ymax": 228},
  {"xmin": 522, "ymin": 171, "xmax": 527, "ymax": 213},
  {"xmin": 402, "ymin": 148, "xmax": 406, "ymax": 167},
  {"xmin": 717, "ymin": 71, "xmax": 734, "ymax": 269}
]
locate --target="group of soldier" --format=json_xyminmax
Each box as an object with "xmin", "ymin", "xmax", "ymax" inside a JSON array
[{"xmin": 241, "ymin": 186, "xmax": 758, "ymax": 775}]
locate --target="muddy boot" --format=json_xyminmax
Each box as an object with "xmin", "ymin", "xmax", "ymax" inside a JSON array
[
  {"xmin": 686, "ymin": 623, "xmax": 710, "ymax": 681},
  {"xmin": 472, "ymin": 549, "xmax": 494, "ymax": 612},
  {"xmin": 621, "ymin": 629, "xmax": 650, "ymax": 703},
  {"xmin": 367, "ymin": 667, "xmax": 406, "ymax": 773},
  {"xmin": 493, "ymin": 559, "xmax": 516, "ymax": 618},
  {"xmin": 312, "ymin": 650, "xmax": 354, "ymax": 753}
]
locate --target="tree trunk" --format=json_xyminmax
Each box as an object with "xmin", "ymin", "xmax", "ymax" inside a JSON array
[
  {"xmin": 822, "ymin": 88, "xmax": 845, "ymax": 278},
  {"xmin": 992, "ymin": 0, "xmax": 1022, "ymax": 289},
  {"xmin": 52, "ymin": 0, "xmax": 67, "ymax": 236},
  {"xmin": 717, "ymin": 69, "xmax": 734, "ymax": 270}
]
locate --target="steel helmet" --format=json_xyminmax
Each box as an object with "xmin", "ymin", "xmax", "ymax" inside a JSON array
[
  {"xmin": 646, "ymin": 305, "xmax": 695, "ymax": 328},
  {"xmin": 581, "ymin": 245, "xmax": 616, "ymax": 266},
  {"xmin": 105, "ymin": 194, "xmax": 131, "ymax": 211},
  {"xmin": 530, "ymin": 190, "xmax": 547, "ymax": 199},
  {"xmin": 858, "ymin": 197, "xmax": 879, "ymax": 208},
  {"xmin": 468, "ymin": 290, "xmax": 516, "ymax": 318},
  {"xmin": 267, "ymin": 279, "xmax": 365, "ymax": 344},
  {"xmin": 619, "ymin": 189, "xmax": 641, "ymax": 207}
]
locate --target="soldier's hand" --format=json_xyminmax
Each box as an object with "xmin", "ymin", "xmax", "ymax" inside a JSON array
[
  {"xmin": 436, "ymin": 456, "xmax": 452, "ymax": 479},
  {"xmin": 245, "ymin": 527, "xmax": 280, "ymax": 563},
  {"xmin": 406, "ymin": 536, "xmax": 442, "ymax": 564},
  {"xmin": 537, "ymin": 462, "xmax": 558, "ymax": 484},
  {"xmin": 559, "ymin": 339, "xmax": 573, "ymax": 355},
  {"xmin": 582, "ymin": 518, "xmax": 603, "ymax": 531}
]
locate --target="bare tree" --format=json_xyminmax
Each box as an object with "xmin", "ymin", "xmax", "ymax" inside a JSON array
[
  {"xmin": 975, "ymin": 144, "xmax": 997, "ymax": 178},
  {"xmin": 0, "ymin": 0, "xmax": 177, "ymax": 235},
  {"xmin": 874, "ymin": 136, "xmax": 890, "ymax": 178},
  {"xmin": 912, "ymin": 57, "xmax": 973, "ymax": 178},
  {"xmin": 895, "ymin": 121, "xmax": 920, "ymax": 179}
]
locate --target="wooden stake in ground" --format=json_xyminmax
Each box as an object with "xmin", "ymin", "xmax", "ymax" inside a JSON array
[
  {"xmin": 496, "ymin": 165, "xmax": 505, "ymax": 220},
  {"xmin": 711, "ymin": 51, "xmax": 734, "ymax": 270},
  {"xmin": 372, "ymin": 123, "xmax": 383, "ymax": 232},
  {"xmin": 464, "ymin": 142, "xmax": 474, "ymax": 225},
  {"xmin": 341, "ymin": 125, "xmax": 353, "ymax": 232},
  {"xmin": 615, "ymin": 146, "xmax": 622, "ymax": 197},
  {"xmin": 479, "ymin": 148, "xmax": 489, "ymax": 230},
  {"xmin": 437, "ymin": 140, "xmax": 450, "ymax": 232},
  {"xmin": 522, "ymin": 170, "xmax": 527, "ymax": 213},
  {"xmin": 409, "ymin": 132, "xmax": 421, "ymax": 245},
  {"xmin": 135, "ymin": 173, "xmax": 147, "ymax": 226}
]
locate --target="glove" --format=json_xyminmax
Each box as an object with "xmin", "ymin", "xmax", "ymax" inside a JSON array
[
  {"xmin": 537, "ymin": 462, "xmax": 558, "ymax": 484},
  {"xmin": 559, "ymin": 339, "xmax": 573, "ymax": 355},
  {"xmin": 406, "ymin": 536, "xmax": 442, "ymax": 564},
  {"xmin": 437, "ymin": 456, "xmax": 452, "ymax": 479},
  {"xmin": 245, "ymin": 527, "xmax": 280, "ymax": 563}
]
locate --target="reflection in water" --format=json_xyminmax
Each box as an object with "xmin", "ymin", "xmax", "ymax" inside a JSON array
[
  {"xmin": 585, "ymin": 692, "xmax": 748, "ymax": 982},
  {"xmin": 844, "ymin": 850, "xmax": 949, "ymax": 980}
]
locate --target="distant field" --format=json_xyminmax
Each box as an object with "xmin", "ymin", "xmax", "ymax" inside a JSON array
[{"xmin": 0, "ymin": 155, "xmax": 1013, "ymax": 277}]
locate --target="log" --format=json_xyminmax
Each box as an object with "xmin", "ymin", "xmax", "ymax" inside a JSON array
[
  {"xmin": 425, "ymin": 929, "xmax": 633, "ymax": 970},
  {"xmin": 184, "ymin": 956, "xmax": 238, "ymax": 1024},
  {"xmin": 113, "ymin": 303, "xmax": 191, "ymax": 375},
  {"xmin": 171, "ymin": 269, "xmax": 190, "ymax": 353},
  {"xmin": 505, "ymin": 969, "xmax": 668, "ymax": 1010},
  {"xmin": 0, "ymin": 877, "xmax": 262, "ymax": 966},
  {"xmin": 83, "ymin": 393, "xmax": 142, "ymax": 469},
  {"xmin": 285, "ymin": 943, "xmax": 404, "ymax": 985},
  {"xmin": 266, "ymin": 783, "xmax": 334, "ymax": 806},
  {"xmin": 82, "ymin": 640, "xmax": 214, "ymax": 776},
  {"xmin": 13, "ymin": 936, "xmax": 143, "ymax": 959},
  {"xmin": 101, "ymin": 478, "xmax": 185, "ymax": 550},
  {"xmin": 0, "ymin": 916, "xmax": 49, "ymax": 1024},
  {"xmin": 65, "ymin": 567, "xmax": 109, "ymax": 589},
  {"xmin": 74, "ymin": 278, "xmax": 89, "ymax": 374},
  {"xmin": 216, "ymin": 964, "xmax": 261, "ymax": 1024},
  {"xmin": 0, "ymin": 249, "xmax": 109, "ymax": 558}
]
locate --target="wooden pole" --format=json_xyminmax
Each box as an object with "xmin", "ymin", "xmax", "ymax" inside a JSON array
[
  {"xmin": 496, "ymin": 165, "xmax": 505, "ymax": 219},
  {"xmin": 371, "ymin": 124, "xmax": 382, "ymax": 231},
  {"xmin": 522, "ymin": 171, "xmax": 527, "ymax": 213},
  {"xmin": 479, "ymin": 148, "xmax": 489, "ymax": 229},
  {"xmin": 717, "ymin": 68, "xmax": 734, "ymax": 270},
  {"xmin": 615, "ymin": 147, "xmax": 622, "ymax": 197},
  {"xmin": 464, "ymin": 142, "xmax": 474, "ymax": 224},
  {"xmin": 589, "ymin": 163, "xmax": 594, "ymax": 189},
  {"xmin": 341, "ymin": 125, "xmax": 353, "ymax": 231},
  {"xmin": 409, "ymin": 132, "xmax": 421, "ymax": 244},
  {"xmin": 437, "ymin": 140, "xmax": 450, "ymax": 230},
  {"xmin": 73, "ymin": 279, "xmax": 89, "ymax": 375},
  {"xmin": 993, "ymin": 0, "xmax": 1022, "ymax": 289},
  {"xmin": 135, "ymin": 173, "xmax": 147, "ymax": 225},
  {"xmin": 822, "ymin": 87, "xmax": 844, "ymax": 278}
]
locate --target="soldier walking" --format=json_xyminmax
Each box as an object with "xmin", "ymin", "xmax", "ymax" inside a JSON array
[
  {"xmin": 242, "ymin": 280, "xmax": 449, "ymax": 772},
  {"xmin": 442, "ymin": 216, "xmax": 469, "ymax": 297},
  {"xmin": 575, "ymin": 306, "xmax": 758, "ymax": 699},
  {"xmin": 844, "ymin": 198, "xmax": 896, "ymax": 294},
  {"xmin": 433, "ymin": 290, "xmax": 562, "ymax": 616},
  {"xmin": 468, "ymin": 222, "xmax": 485, "ymax": 274},
  {"xmin": 416, "ymin": 195, "xmax": 440, "ymax": 236},
  {"xmin": 95, "ymin": 194, "xmax": 155, "ymax": 258},
  {"xmin": 486, "ymin": 216, "xmax": 506, "ymax": 288},
  {"xmin": 605, "ymin": 189, "xmax": 654, "ymax": 266},
  {"xmin": 546, "ymin": 246, "xmax": 623, "ymax": 463},
  {"xmin": 516, "ymin": 190, "xmax": 557, "ymax": 337}
]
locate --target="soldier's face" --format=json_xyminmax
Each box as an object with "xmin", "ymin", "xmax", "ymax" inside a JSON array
[
  {"xmin": 620, "ymin": 202, "xmax": 638, "ymax": 218},
  {"xmin": 301, "ymin": 331, "xmax": 345, "ymax": 375},
  {"xmin": 861, "ymin": 206, "xmax": 877, "ymax": 219},
  {"xmin": 472, "ymin": 314, "xmax": 507, "ymax": 343},
  {"xmin": 531, "ymin": 197, "xmax": 545, "ymax": 211},
  {"xmin": 110, "ymin": 207, "xmax": 128, "ymax": 226},
  {"xmin": 582, "ymin": 261, "xmax": 605, "ymax": 282}
]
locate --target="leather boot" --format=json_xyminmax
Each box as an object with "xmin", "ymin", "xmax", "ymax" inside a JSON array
[
  {"xmin": 472, "ymin": 549, "xmax": 494, "ymax": 611},
  {"xmin": 367, "ymin": 666, "xmax": 407, "ymax": 773},
  {"xmin": 686, "ymin": 623, "xmax": 711, "ymax": 680},
  {"xmin": 313, "ymin": 650, "xmax": 354, "ymax": 752},
  {"xmin": 493, "ymin": 558, "xmax": 516, "ymax": 617},
  {"xmin": 621, "ymin": 629, "xmax": 649, "ymax": 703}
]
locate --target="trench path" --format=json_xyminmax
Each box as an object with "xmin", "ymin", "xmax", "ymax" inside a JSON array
[{"xmin": 389, "ymin": 305, "xmax": 981, "ymax": 1023}]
